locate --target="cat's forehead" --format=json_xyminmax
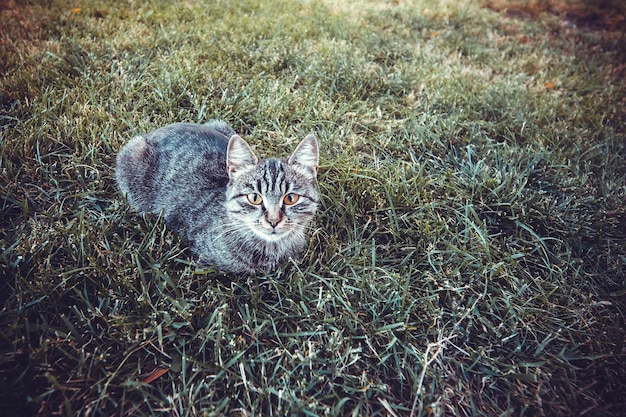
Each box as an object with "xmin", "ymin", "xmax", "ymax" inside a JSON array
[
  {"xmin": 257, "ymin": 158, "xmax": 289, "ymax": 191},
  {"xmin": 230, "ymin": 158, "xmax": 287, "ymax": 179},
  {"xmin": 241, "ymin": 157, "xmax": 290, "ymax": 180},
  {"xmin": 258, "ymin": 157, "xmax": 287, "ymax": 172}
]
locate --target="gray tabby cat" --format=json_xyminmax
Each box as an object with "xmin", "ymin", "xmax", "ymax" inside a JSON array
[{"xmin": 115, "ymin": 120, "xmax": 319, "ymax": 273}]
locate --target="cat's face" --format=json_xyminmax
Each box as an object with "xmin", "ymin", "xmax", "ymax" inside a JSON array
[{"xmin": 224, "ymin": 134, "xmax": 319, "ymax": 242}]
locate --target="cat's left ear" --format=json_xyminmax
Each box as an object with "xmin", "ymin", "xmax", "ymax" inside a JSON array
[
  {"xmin": 227, "ymin": 135, "xmax": 259, "ymax": 175},
  {"xmin": 288, "ymin": 134, "xmax": 318, "ymax": 176}
]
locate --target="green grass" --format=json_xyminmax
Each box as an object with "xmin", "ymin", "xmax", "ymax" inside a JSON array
[{"xmin": 1, "ymin": 0, "xmax": 625, "ymax": 415}]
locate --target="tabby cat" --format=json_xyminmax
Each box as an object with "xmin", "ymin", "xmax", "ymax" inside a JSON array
[{"xmin": 115, "ymin": 120, "xmax": 319, "ymax": 273}]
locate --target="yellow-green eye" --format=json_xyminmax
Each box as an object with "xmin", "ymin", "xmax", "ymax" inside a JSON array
[
  {"xmin": 247, "ymin": 193, "xmax": 263, "ymax": 205},
  {"xmin": 283, "ymin": 193, "xmax": 299, "ymax": 205}
]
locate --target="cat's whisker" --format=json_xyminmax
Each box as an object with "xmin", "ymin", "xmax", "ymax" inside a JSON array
[{"xmin": 205, "ymin": 221, "xmax": 251, "ymax": 244}]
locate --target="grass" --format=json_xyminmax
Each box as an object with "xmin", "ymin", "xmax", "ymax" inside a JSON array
[{"xmin": 1, "ymin": 0, "xmax": 625, "ymax": 415}]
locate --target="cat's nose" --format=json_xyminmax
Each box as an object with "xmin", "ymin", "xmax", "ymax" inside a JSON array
[{"xmin": 265, "ymin": 210, "xmax": 283, "ymax": 228}]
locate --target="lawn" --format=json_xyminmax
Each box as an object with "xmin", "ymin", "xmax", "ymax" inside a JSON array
[{"xmin": 1, "ymin": 0, "xmax": 625, "ymax": 415}]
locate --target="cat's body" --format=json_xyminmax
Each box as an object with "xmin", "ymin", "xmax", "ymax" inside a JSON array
[{"xmin": 115, "ymin": 120, "xmax": 319, "ymax": 273}]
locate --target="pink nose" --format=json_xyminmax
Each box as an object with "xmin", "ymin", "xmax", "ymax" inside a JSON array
[
  {"xmin": 267, "ymin": 218, "xmax": 280, "ymax": 228},
  {"xmin": 265, "ymin": 210, "xmax": 283, "ymax": 228}
]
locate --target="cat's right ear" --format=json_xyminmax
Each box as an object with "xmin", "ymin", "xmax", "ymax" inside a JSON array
[
  {"xmin": 227, "ymin": 135, "xmax": 259, "ymax": 175},
  {"xmin": 289, "ymin": 134, "xmax": 319, "ymax": 176}
]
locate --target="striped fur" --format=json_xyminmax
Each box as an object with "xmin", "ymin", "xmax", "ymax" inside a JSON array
[{"xmin": 116, "ymin": 120, "xmax": 319, "ymax": 273}]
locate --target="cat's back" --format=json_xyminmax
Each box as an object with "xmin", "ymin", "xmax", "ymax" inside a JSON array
[
  {"xmin": 116, "ymin": 121, "xmax": 233, "ymax": 212},
  {"xmin": 145, "ymin": 122, "xmax": 231, "ymax": 155}
]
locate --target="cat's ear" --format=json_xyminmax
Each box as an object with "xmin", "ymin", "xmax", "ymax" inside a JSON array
[
  {"xmin": 288, "ymin": 134, "xmax": 318, "ymax": 176},
  {"xmin": 227, "ymin": 135, "xmax": 259, "ymax": 175}
]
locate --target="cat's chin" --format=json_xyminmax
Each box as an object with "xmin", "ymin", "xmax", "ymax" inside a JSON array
[{"xmin": 253, "ymin": 228, "xmax": 291, "ymax": 242}]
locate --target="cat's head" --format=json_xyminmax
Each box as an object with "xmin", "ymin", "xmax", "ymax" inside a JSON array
[{"xmin": 224, "ymin": 134, "xmax": 319, "ymax": 242}]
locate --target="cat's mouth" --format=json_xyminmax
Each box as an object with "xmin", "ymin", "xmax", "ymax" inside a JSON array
[
  {"xmin": 255, "ymin": 223, "xmax": 290, "ymax": 241},
  {"xmin": 265, "ymin": 227, "xmax": 289, "ymax": 240}
]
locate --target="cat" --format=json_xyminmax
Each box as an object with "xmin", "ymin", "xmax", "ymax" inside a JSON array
[{"xmin": 115, "ymin": 120, "xmax": 319, "ymax": 274}]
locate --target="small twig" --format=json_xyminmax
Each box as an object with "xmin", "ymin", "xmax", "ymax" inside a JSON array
[{"xmin": 410, "ymin": 296, "xmax": 482, "ymax": 416}]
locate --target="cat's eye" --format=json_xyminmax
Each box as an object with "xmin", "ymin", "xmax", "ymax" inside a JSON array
[
  {"xmin": 247, "ymin": 193, "xmax": 263, "ymax": 205},
  {"xmin": 283, "ymin": 193, "xmax": 299, "ymax": 205}
]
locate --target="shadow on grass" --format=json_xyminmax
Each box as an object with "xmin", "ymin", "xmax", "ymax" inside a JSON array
[{"xmin": 484, "ymin": 0, "xmax": 626, "ymax": 31}]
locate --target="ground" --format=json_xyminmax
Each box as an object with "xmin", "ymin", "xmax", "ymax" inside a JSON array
[{"xmin": 1, "ymin": 0, "xmax": 625, "ymax": 416}]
